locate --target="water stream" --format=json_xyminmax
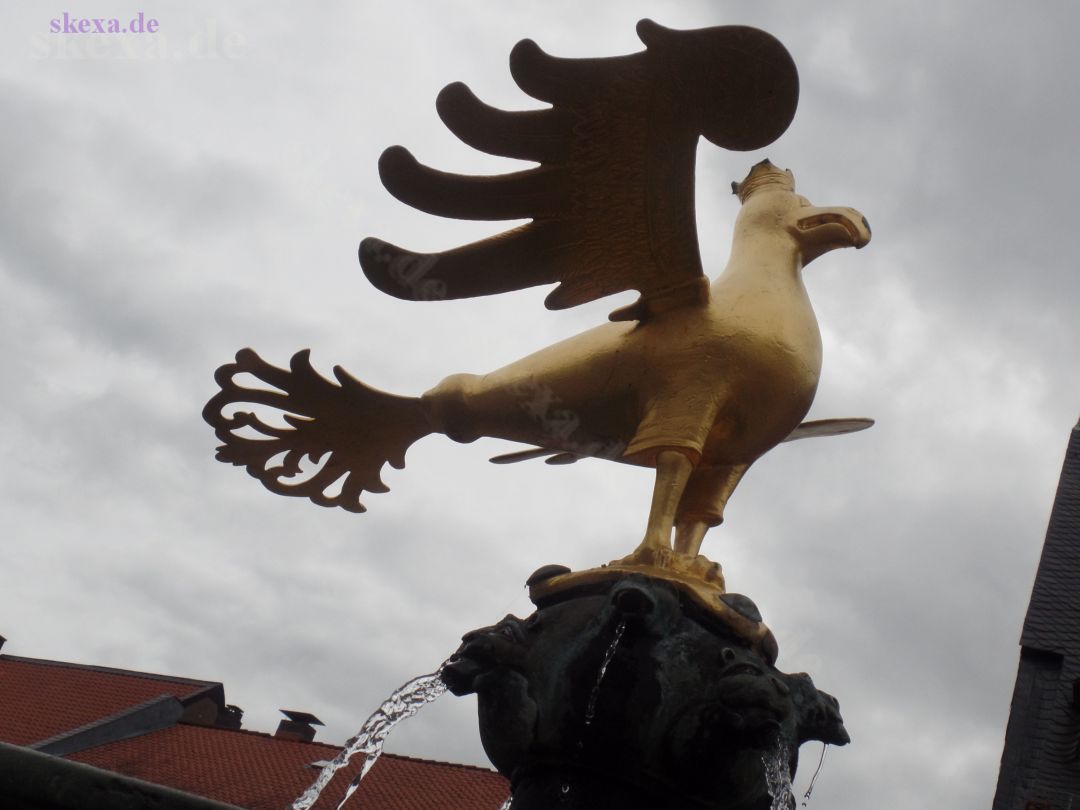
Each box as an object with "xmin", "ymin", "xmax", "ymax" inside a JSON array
[
  {"xmin": 801, "ymin": 743, "xmax": 828, "ymax": 806},
  {"xmin": 761, "ymin": 741, "xmax": 795, "ymax": 810},
  {"xmin": 291, "ymin": 662, "xmax": 449, "ymax": 810},
  {"xmin": 584, "ymin": 618, "xmax": 626, "ymax": 726}
]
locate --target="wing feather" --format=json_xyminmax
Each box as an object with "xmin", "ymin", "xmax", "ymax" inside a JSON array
[
  {"xmin": 436, "ymin": 82, "xmax": 572, "ymax": 163},
  {"xmin": 361, "ymin": 223, "xmax": 562, "ymax": 302},
  {"xmin": 508, "ymin": 38, "xmax": 621, "ymax": 104},
  {"xmin": 378, "ymin": 146, "xmax": 566, "ymax": 221}
]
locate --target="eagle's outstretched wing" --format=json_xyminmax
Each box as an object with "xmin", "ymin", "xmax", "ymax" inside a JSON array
[{"xmin": 360, "ymin": 19, "xmax": 798, "ymax": 316}]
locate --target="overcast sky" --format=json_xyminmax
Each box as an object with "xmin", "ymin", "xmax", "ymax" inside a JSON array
[{"xmin": 2, "ymin": 2, "xmax": 1078, "ymax": 808}]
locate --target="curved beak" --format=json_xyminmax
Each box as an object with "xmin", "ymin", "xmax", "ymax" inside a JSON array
[{"xmin": 795, "ymin": 206, "xmax": 871, "ymax": 265}]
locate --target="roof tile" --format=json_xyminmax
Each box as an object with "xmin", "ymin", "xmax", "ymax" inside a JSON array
[
  {"xmin": 0, "ymin": 655, "xmax": 212, "ymax": 746},
  {"xmin": 69, "ymin": 724, "xmax": 509, "ymax": 810}
]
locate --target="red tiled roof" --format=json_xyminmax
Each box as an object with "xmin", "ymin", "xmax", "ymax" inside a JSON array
[
  {"xmin": 355, "ymin": 753, "xmax": 508, "ymax": 810},
  {"xmin": 70, "ymin": 723, "xmax": 509, "ymax": 810},
  {"xmin": 0, "ymin": 650, "xmax": 509, "ymax": 808},
  {"xmin": 0, "ymin": 655, "xmax": 214, "ymax": 746}
]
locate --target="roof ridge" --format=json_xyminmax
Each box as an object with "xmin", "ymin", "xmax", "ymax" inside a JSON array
[
  {"xmin": 0, "ymin": 654, "xmax": 219, "ymax": 692},
  {"xmin": 380, "ymin": 751, "xmax": 500, "ymax": 775},
  {"xmin": 169, "ymin": 724, "xmax": 499, "ymax": 774},
  {"xmin": 176, "ymin": 723, "xmax": 343, "ymax": 753},
  {"xmin": 33, "ymin": 694, "xmax": 183, "ymax": 756}
]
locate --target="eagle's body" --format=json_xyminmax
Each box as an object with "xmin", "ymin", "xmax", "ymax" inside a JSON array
[
  {"xmin": 426, "ymin": 273, "xmax": 818, "ymax": 469},
  {"xmin": 419, "ymin": 165, "xmax": 866, "ymax": 542}
]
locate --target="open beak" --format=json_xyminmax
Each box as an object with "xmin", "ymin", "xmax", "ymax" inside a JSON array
[{"xmin": 795, "ymin": 206, "xmax": 871, "ymax": 264}]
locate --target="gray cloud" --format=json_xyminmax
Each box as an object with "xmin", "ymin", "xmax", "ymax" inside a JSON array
[{"xmin": 1, "ymin": 2, "xmax": 1077, "ymax": 809}]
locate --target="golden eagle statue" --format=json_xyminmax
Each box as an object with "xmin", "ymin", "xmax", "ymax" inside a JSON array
[{"xmin": 204, "ymin": 20, "xmax": 871, "ymax": 577}]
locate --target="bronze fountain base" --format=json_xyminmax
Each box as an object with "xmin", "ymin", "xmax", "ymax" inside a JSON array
[{"xmin": 443, "ymin": 560, "xmax": 848, "ymax": 810}]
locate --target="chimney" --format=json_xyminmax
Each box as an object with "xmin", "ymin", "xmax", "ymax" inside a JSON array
[
  {"xmin": 218, "ymin": 704, "xmax": 244, "ymax": 730},
  {"xmin": 275, "ymin": 709, "xmax": 324, "ymax": 743},
  {"xmin": 0, "ymin": 635, "xmax": 6, "ymax": 653}
]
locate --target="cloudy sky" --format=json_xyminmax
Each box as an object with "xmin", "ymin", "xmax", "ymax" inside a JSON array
[{"xmin": 2, "ymin": 1, "xmax": 1078, "ymax": 807}]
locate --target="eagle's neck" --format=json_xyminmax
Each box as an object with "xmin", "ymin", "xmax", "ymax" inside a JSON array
[{"xmin": 714, "ymin": 226, "xmax": 804, "ymax": 293}]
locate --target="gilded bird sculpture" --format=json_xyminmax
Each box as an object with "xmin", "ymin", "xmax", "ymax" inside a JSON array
[{"xmin": 203, "ymin": 20, "xmax": 871, "ymax": 565}]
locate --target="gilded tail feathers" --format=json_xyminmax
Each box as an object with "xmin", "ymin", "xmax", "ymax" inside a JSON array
[{"xmin": 202, "ymin": 349, "xmax": 430, "ymax": 512}]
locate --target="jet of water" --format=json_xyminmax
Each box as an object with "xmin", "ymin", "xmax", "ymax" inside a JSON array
[
  {"xmin": 291, "ymin": 662, "xmax": 450, "ymax": 810},
  {"xmin": 801, "ymin": 743, "xmax": 828, "ymax": 806},
  {"xmin": 761, "ymin": 741, "xmax": 795, "ymax": 810},
  {"xmin": 584, "ymin": 618, "xmax": 626, "ymax": 725}
]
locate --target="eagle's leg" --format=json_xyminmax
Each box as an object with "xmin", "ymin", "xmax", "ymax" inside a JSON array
[
  {"xmin": 634, "ymin": 449, "xmax": 696, "ymax": 553},
  {"xmin": 672, "ymin": 463, "xmax": 750, "ymax": 557},
  {"xmin": 673, "ymin": 519, "xmax": 711, "ymax": 557}
]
